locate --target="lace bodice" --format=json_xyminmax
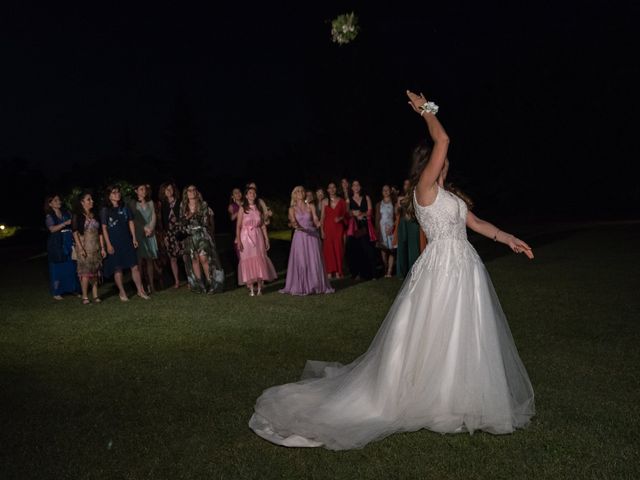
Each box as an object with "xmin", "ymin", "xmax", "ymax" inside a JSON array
[{"xmin": 414, "ymin": 186, "xmax": 468, "ymax": 242}]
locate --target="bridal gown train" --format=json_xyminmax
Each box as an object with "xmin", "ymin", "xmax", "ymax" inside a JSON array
[{"xmin": 249, "ymin": 185, "xmax": 535, "ymax": 450}]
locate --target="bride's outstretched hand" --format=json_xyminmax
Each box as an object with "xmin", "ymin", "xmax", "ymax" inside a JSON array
[
  {"xmin": 507, "ymin": 236, "xmax": 534, "ymax": 259},
  {"xmin": 406, "ymin": 90, "xmax": 427, "ymax": 114}
]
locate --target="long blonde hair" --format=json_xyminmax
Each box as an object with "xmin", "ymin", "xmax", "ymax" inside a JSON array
[{"xmin": 289, "ymin": 185, "xmax": 305, "ymax": 207}]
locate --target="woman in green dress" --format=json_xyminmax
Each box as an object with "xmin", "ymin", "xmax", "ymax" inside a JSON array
[
  {"xmin": 179, "ymin": 185, "xmax": 224, "ymax": 294},
  {"xmin": 131, "ymin": 184, "xmax": 158, "ymax": 293},
  {"xmin": 395, "ymin": 179, "xmax": 421, "ymax": 277}
]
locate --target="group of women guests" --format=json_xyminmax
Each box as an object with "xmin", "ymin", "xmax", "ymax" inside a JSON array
[
  {"xmin": 45, "ymin": 182, "xmax": 225, "ymax": 303},
  {"xmin": 227, "ymin": 177, "xmax": 427, "ymax": 297},
  {"xmin": 275, "ymin": 178, "xmax": 427, "ymax": 287},
  {"xmin": 45, "ymin": 177, "xmax": 427, "ymax": 302}
]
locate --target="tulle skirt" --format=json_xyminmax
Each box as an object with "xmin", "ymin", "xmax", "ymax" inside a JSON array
[{"xmin": 249, "ymin": 239, "xmax": 535, "ymax": 450}]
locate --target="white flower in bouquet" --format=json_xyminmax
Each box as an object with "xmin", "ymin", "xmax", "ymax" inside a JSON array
[{"xmin": 331, "ymin": 12, "xmax": 359, "ymax": 45}]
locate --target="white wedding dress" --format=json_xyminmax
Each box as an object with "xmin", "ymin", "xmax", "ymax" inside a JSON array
[{"xmin": 249, "ymin": 186, "xmax": 535, "ymax": 450}]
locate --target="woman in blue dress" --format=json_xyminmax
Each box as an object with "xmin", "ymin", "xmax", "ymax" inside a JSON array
[
  {"xmin": 44, "ymin": 194, "xmax": 79, "ymax": 299},
  {"xmin": 375, "ymin": 185, "xmax": 397, "ymax": 277},
  {"xmin": 100, "ymin": 185, "xmax": 149, "ymax": 301}
]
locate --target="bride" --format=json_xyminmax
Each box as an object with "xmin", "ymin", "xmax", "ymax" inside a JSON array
[{"xmin": 249, "ymin": 90, "xmax": 535, "ymax": 450}]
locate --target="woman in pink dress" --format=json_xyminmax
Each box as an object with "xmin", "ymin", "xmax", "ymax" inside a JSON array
[
  {"xmin": 320, "ymin": 182, "xmax": 346, "ymax": 278},
  {"xmin": 235, "ymin": 186, "xmax": 277, "ymax": 296},
  {"xmin": 280, "ymin": 186, "xmax": 334, "ymax": 296}
]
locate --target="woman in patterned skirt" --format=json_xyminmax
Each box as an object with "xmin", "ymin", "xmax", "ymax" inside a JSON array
[
  {"xmin": 72, "ymin": 192, "xmax": 105, "ymax": 304},
  {"xmin": 180, "ymin": 185, "xmax": 224, "ymax": 294}
]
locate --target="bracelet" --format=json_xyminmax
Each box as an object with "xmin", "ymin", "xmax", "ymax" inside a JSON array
[
  {"xmin": 493, "ymin": 229, "xmax": 500, "ymax": 242},
  {"xmin": 419, "ymin": 101, "xmax": 439, "ymax": 116}
]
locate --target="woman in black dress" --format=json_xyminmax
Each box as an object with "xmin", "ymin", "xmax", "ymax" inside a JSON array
[{"xmin": 345, "ymin": 180, "xmax": 377, "ymax": 280}]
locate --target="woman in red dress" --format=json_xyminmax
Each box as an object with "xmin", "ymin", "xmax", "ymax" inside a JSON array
[{"xmin": 320, "ymin": 182, "xmax": 346, "ymax": 278}]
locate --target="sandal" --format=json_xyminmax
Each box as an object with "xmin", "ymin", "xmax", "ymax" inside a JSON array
[
  {"xmin": 82, "ymin": 297, "xmax": 90, "ymax": 305},
  {"xmin": 93, "ymin": 297, "xmax": 102, "ymax": 303},
  {"xmin": 119, "ymin": 294, "xmax": 129, "ymax": 302},
  {"xmin": 137, "ymin": 291, "xmax": 150, "ymax": 300}
]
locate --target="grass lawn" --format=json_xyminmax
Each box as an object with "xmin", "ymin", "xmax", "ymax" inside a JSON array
[{"xmin": 1, "ymin": 222, "xmax": 639, "ymax": 479}]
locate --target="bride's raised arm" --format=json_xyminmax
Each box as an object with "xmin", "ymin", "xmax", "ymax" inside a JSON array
[{"xmin": 406, "ymin": 90, "xmax": 449, "ymax": 195}]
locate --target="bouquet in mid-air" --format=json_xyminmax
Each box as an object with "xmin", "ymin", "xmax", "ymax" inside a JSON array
[{"xmin": 331, "ymin": 12, "xmax": 359, "ymax": 45}]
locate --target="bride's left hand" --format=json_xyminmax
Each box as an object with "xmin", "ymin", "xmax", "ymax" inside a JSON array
[{"xmin": 507, "ymin": 236, "xmax": 534, "ymax": 259}]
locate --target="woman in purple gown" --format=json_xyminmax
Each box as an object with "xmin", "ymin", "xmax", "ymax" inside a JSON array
[{"xmin": 280, "ymin": 186, "xmax": 334, "ymax": 296}]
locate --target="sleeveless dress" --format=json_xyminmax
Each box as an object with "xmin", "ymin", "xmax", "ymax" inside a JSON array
[
  {"xmin": 249, "ymin": 185, "xmax": 535, "ymax": 450},
  {"xmin": 345, "ymin": 197, "xmax": 376, "ymax": 280},
  {"xmin": 132, "ymin": 200, "xmax": 158, "ymax": 260},
  {"xmin": 237, "ymin": 205, "xmax": 277, "ymax": 285},
  {"xmin": 280, "ymin": 207, "xmax": 334, "ymax": 295},
  {"xmin": 322, "ymin": 198, "xmax": 346, "ymax": 276},
  {"xmin": 377, "ymin": 200, "xmax": 395, "ymax": 250},
  {"xmin": 75, "ymin": 217, "xmax": 102, "ymax": 279}
]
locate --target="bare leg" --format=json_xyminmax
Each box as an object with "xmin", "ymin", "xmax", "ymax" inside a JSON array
[
  {"xmin": 170, "ymin": 257, "xmax": 179, "ymax": 287},
  {"xmin": 248, "ymin": 281, "xmax": 255, "ymax": 296},
  {"xmin": 80, "ymin": 276, "xmax": 90, "ymax": 302},
  {"xmin": 199, "ymin": 254, "xmax": 211, "ymax": 282},
  {"xmin": 191, "ymin": 258, "xmax": 202, "ymax": 280},
  {"xmin": 381, "ymin": 250, "xmax": 389, "ymax": 276},
  {"xmin": 114, "ymin": 270, "xmax": 128, "ymax": 300},
  {"xmin": 131, "ymin": 265, "xmax": 148, "ymax": 298},
  {"xmin": 92, "ymin": 281, "xmax": 100, "ymax": 302},
  {"xmin": 145, "ymin": 259, "xmax": 155, "ymax": 293},
  {"xmin": 387, "ymin": 253, "xmax": 395, "ymax": 277},
  {"xmin": 257, "ymin": 279, "xmax": 264, "ymax": 295}
]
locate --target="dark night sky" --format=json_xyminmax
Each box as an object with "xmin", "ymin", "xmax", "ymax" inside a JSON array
[{"xmin": 1, "ymin": 1, "xmax": 638, "ymax": 225}]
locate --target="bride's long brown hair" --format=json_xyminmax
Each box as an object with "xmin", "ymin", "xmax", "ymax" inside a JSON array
[{"xmin": 401, "ymin": 142, "xmax": 473, "ymax": 220}]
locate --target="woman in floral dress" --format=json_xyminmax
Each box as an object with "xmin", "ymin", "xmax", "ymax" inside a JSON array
[
  {"xmin": 180, "ymin": 185, "xmax": 224, "ymax": 294},
  {"xmin": 72, "ymin": 191, "xmax": 105, "ymax": 304},
  {"xmin": 158, "ymin": 182, "xmax": 182, "ymax": 288}
]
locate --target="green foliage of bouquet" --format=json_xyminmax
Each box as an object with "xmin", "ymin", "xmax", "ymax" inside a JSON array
[{"xmin": 331, "ymin": 12, "xmax": 359, "ymax": 45}]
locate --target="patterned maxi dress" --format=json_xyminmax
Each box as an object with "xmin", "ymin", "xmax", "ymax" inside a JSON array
[
  {"xmin": 181, "ymin": 202, "xmax": 224, "ymax": 293},
  {"xmin": 74, "ymin": 216, "xmax": 102, "ymax": 279}
]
